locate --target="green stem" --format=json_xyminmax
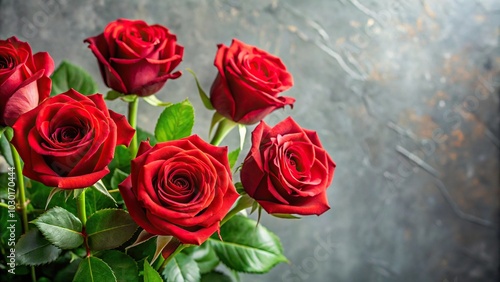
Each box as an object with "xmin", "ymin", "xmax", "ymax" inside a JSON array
[
  {"xmin": 128, "ymin": 97, "xmax": 139, "ymax": 158},
  {"xmin": 210, "ymin": 119, "xmax": 237, "ymax": 146},
  {"xmin": 5, "ymin": 129, "xmax": 29, "ymax": 234},
  {"xmin": 76, "ymin": 189, "xmax": 87, "ymax": 226},
  {"xmin": 158, "ymin": 244, "xmax": 187, "ymax": 273}
]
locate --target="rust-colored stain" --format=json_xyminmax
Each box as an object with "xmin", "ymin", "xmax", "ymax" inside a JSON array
[
  {"xmin": 399, "ymin": 109, "xmax": 439, "ymax": 139},
  {"xmin": 450, "ymin": 129, "xmax": 464, "ymax": 147},
  {"xmin": 474, "ymin": 14, "xmax": 486, "ymax": 23},
  {"xmin": 349, "ymin": 20, "xmax": 361, "ymax": 28},
  {"xmin": 335, "ymin": 37, "xmax": 346, "ymax": 46},
  {"xmin": 416, "ymin": 17, "xmax": 424, "ymax": 32},
  {"xmin": 426, "ymin": 90, "xmax": 450, "ymax": 107},
  {"xmin": 398, "ymin": 23, "xmax": 417, "ymax": 38},
  {"xmin": 441, "ymin": 54, "xmax": 477, "ymax": 83},
  {"xmin": 423, "ymin": 0, "xmax": 437, "ymax": 19},
  {"xmin": 368, "ymin": 68, "xmax": 385, "ymax": 82},
  {"xmin": 448, "ymin": 152, "xmax": 457, "ymax": 161},
  {"xmin": 472, "ymin": 123, "xmax": 485, "ymax": 136}
]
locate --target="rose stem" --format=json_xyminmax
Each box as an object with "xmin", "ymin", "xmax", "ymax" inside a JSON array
[
  {"xmin": 76, "ymin": 189, "xmax": 91, "ymax": 257},
  {"xmin": 5, "ymin": 129, "xmax": 35, "ymax": 282},
  {"xmin": 158, "ymin": 244, "xmax": 188, "ymax": 273},
  {"xmin": 128, "ymin": 96, "xmax": 139, "ymax": 158},
  {"xmin": 5, "ymin": 129, "xmax": 29, "ymax": 233},
  {"xmin": 76, "ymin": 189, "xmax": 87, "ymax": 226},
  {"xmin": 210, "ymin": 118, "xmax": 237, "ymax": 146}
]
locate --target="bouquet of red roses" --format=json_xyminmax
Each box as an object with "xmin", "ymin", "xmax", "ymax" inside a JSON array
[{"xmin": 0, "ymin": 19, "xmax": 335, "ymax": 282}]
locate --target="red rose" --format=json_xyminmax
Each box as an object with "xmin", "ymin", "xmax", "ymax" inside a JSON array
[
  {"xmin": 84, "ymin": 19, "xmax": 184, "ymax": 97},
  {"xmin": 240, "ymin": 117, "xmax": 335, "ymax": 215},
  {"xmin": 0, "ymin": 36, "xmax": 54, "ymax": 126},
  {"xmin": 210, "ymin": 39, "xmax": 295, "ymax": 125},
  {"xmin": 11, "ymin": 89, "xmax": 135, "ymax": 189},
  {"xmin": 119, "ymin": 135, "xmax": 239, "ymax": 245}
]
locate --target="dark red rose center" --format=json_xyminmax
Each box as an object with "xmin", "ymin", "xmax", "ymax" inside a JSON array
[
  {"xmin": 249, "ymin": 60, "xmax": 270, "ymax": 77},
  {"xmin": 51, "ymin": 126, "xmax": 85, "ymax": 143},
  {"xmin": 171, "ymin": 175, "xmax": 189, "ymax": 189},
  {"xmin": 0, "ymin": 55, "xmax": 16, "ymax": 69},
  {"xmin": 155, "ymin": 166, "xmax": 198, "ymax": 207},
  {"xmin": 287, "ymin": 153, "xmax": 298, "ymax": 169},
  {"xmin": 127, "ymin": 29, "xmax": 159, "ymax": 45}
]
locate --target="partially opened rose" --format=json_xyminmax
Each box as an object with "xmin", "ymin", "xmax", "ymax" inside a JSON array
[
  {"xmin": 119, "ymin": 135, "xmax": 239, "ymax": 245},
  {"xmin": 240, "ymin": 117, "xmax": 335, "ymax": 215},
  {"xmin": 11, "ymin": 89, "xmax": 135, "ymax": 189},
  {"xmin": 0, "ymin": 36, "xmax": 54, "ymax": 126},
  {"xmin": 84, "ymin": 18, "xmax": 184, "ymax": 97},
  {"xmin": 210, "ymin": 39, "xmax": 295, "ymax": 125}
]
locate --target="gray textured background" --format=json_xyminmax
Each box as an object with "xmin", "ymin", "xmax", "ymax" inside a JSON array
[{"xmin": 1, "ymin": 0, "xmax": 499, "ymax": 281}]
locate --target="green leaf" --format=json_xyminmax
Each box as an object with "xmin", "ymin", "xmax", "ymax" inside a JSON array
[
  {"xmin": 84, "ymin": 187, "xmax": 118, "ymax": 216},
  {"xmin": 186, "ymin": 68, "xmax": 214, "ymax": 110},
  {"xmin": 73, "ymin": 256, "xmax": 117, "ymax": 282},
  {"xmin": 234, "ymin": 182, "xmax": 245, "ymax": 195},
  {"xmin": 143, "ymin": 259, "xmax": 163, "ymax": 282},
  {"xmin": 54, "ymin": 259, "xmax": 81, "ymax": 282},
  {"xmin": 29, "ymin": 182, "xmax": 76, "ymax": 213},
  {"xmin": 92, "ymin": 180, "xmax": 117, "ymax": 204},
  {"xmin": 97, "ymin": 250, "xmax": 139, "ymax": 282},
  {"xmin": 163, "ymin": 252, "xmax": 200, "ymax": 282},
  {"xmin": 188, "ymin": 242, "xmax": 219, "ymax": 274},
  {"xmin": 73, "ymin": 188, "xmax": 84, "ymax": 199},
  {"xmin": 86, "ymin": 209, "xmax": 138, "ymax": 251},
  {"xmin": 126, "ymin": 233, "xmax": 158, "ymax": 262},
  {"xmin": 110, "ymin": 145, "xmax": 132, "ymax": 173},
  {"xmin": 144, "ymin": 95, "xmax": 173, "ymax": 107},
  {"xmin": 105, "ymin": 90, "xmax": 123, "ymax": 100},
  {"xmin": 137, "ymin": 128, "xmax": 157, "ymax": 146},
  {"xmin": 0, "ymin": 126, "xmax": 6, "ymax": 138},
  {"xmin": 50, "ymin": 60, "xmax": 98, "ymax": 96},
  {"xmin": 250, "ymin": 201, "xmax": 259, "ymax": 214},
  {"xmin": 0, "ymin": 127, "xmax": 13, "ymax": 166},
  {"xmin": 121, "ymin": 95, "xmax": 137, "ymax": 103},
  {"xmin": 16, "ymin": 228, "xmax": 62, "ymax": 266},
  {"xmin": 110, "ymin": 169, "xmax": 128, "ymax": 190},
  {"xmin": 155, "ymin": 99, "xmax": 195, "ymax": 142},
  {"xmin": 33, "ymin": 206, "xmax": 84, "ymax": 249},
  {"xmin": 201, "ymin": 271, "xmax": 233, "ymax": 282},
  {"xmin": 209, "ymin": 215, "xmax": 287, "ymax": 273},
  {"xmin": 228, "ymin": 148, "xmax": 240, "ymax": 170},
  {"xmin": 271, "ymin": 213, "xmax": 301, "ymax": 219}
]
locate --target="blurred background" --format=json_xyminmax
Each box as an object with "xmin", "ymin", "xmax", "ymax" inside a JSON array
[{"xmin": 1, "ymin": 0, "xmax": 499, "ymax": 281}]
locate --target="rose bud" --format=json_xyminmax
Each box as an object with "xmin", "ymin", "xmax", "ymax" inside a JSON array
[
  {"xmin": 0, "ymin": 36, "xmax": 54, "ymax": 126},
  {"xmin": 84, "ymin": 18, "xmax": 184, "ymax": 97},
  {"xmin": 241, "ymin": 117, "xmax": 336, "ymax": 216},
  {"xmin": 210, "ymin": 39, "xmax": 295, "ymax": 125},
  {"xmin": 11, "ymin": 89, "xmax": 135, "ymax": 189},
  {"xmin": 119, "ymin": 135, "xmax": 239, "ymax": 245}
]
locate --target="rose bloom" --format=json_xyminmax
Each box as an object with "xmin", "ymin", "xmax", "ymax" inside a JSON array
[
  {"xmin": 11, "ymin": 89, "xmax": 135, "ymax": 189},
  {"xmin": 0, "ymin": 36, "xmax": 54, "ymax": 126},
  {"xmin": 84, "ymin": 18, "xmax": 183, "ymax": 97},
  {"xmin": 119, "ymin": 135, "xmax": 239, "ymax": 245},
  {"xmin": 210, "ymin": 39, "xmax": 295, "ymax": 125},
  {"xmin": 240, "ymin": 117, "xmax": 335, "ymax": 216}
]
